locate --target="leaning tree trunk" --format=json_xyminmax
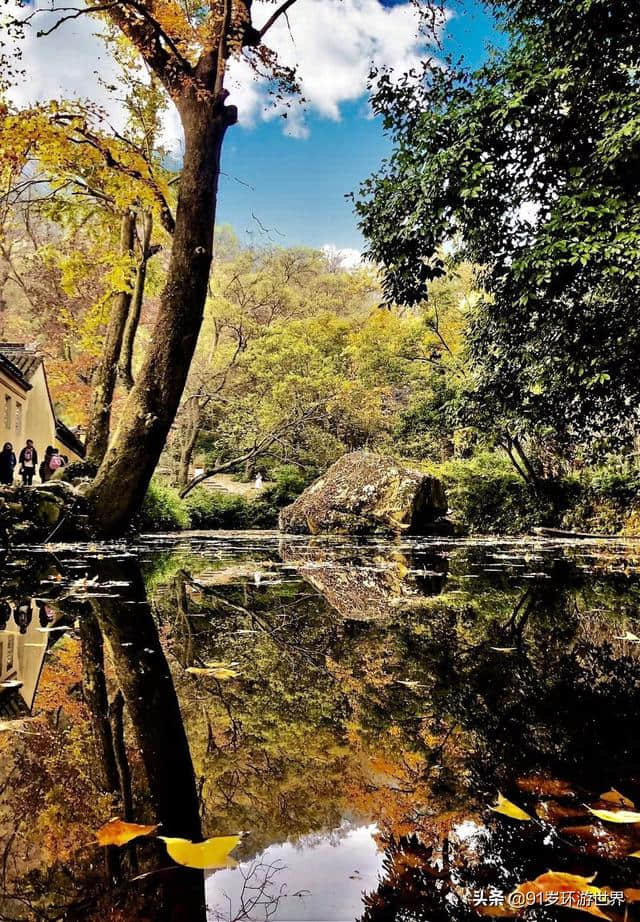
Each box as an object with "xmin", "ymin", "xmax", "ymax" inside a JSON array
[
  {"xmin": 177, "ymin": 396, "xmax": 202, "ymax": 490},
  {"xmin": 87, "ymin": 97, "xmax": 233, "ymax": 536},
  {"xmin": 84, "ymin": 210, "xmax": 136, "ymax": 464}
]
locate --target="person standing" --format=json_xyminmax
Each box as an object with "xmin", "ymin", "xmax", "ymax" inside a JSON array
[
  {"xmin": 18, "ymin": 439, "xmax": 38, "ymax": 486},
  {"xmin": 39, "ymin": 445, "xmax": 54, "ymax": 483},
  {"xmin": 0, "ymin": 443, "xmax": 16, "ymax": 485},
  {"xmin": 48, "ymin": 448, "xmax": 65, "ymax": 475}
]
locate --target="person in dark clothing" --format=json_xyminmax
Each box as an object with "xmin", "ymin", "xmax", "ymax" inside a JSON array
[
  {"xmin": 13, "ymin": 599, "xmax": 32, "ymax": 635},
  {"xmin": 0, "ymin": 443, "xmax": 16, "ymax": 485},
  {"xmin": 39, "ymin": 445, "xmax": 55, "ymax": 483},
  {"xmin": 18, "ymin": 439, "xmax": 38, "ymax": 486},
  {"xmin": 0, "ymin": 600, "xmax": 10, "ymax": 631},
  {"xmin": 36, "ymin": 600, "xmax": 53, "ymax": 628}
]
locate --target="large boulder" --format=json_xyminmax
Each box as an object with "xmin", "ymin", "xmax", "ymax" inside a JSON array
[{"xmin": 278, "ymin": 451, "xmax": 448, "ymax": 535}]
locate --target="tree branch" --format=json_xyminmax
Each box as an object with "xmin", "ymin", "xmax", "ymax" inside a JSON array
[{"xmin": 257, "ymin": 0, "xmax": 299, "ymax": 39}]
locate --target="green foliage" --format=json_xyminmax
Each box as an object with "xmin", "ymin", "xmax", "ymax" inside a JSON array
[
  {"xmin": 561, "ymin": 458, "xmax": 640, "ymax": 534},
  {"xmin": 433, "ymin": 453, "xmax": 560, "ymax": 534},
  {"xmin": 268, "ymin": 465, "xmax": 309, "ymax": 505},
  {"xmin": 357, "ymin": 0, "xmax": 640, "ymax": 456},
  {"xmin": 183, "ymin": 487, "xmax": 285, "ymax": 530},
  {"xmin": 172, "ymin": 242, "xmax": 480, "ymax": 485},
  {"xmin": 394, "ymin": 379, "xmax": 457, "ymax": 462},
  {"xmin": 139, "ymin": 479, "xmax": 190, "ymax": 531},
  {"xmin": 183, "ymin": 489, "xmax": 250, "ymax": 529}
]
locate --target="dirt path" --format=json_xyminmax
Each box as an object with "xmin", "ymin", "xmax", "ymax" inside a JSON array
[{"xmin": 202, "ymin": 473, "xmax": 275, "ymax": 496}]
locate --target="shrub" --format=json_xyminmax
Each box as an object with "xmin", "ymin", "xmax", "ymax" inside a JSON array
[
  {"xmin": 184, "ymin": 488, "xmax": 250, "ymax": 529},
  {"xmin": 560, "ymin": 458, "xmax": 640, "ymax": 534},
  {"xmin": 269, "ymin": 465, "xmax": 308, "ymax": 505},
  {"xmin": 139, "ymin": 480, "xmax": 190, "ymax": 531},
  {"xmin": 434, "ymin": 452, "xmax": 565, "ymax": 535}
]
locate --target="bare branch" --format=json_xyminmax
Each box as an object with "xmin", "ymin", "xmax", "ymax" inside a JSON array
[{"xmin": 257, "ymin": 0, "xmax": 299, "ymax": 39}]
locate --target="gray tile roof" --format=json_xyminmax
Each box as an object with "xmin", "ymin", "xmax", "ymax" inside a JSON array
[{"xmin": 0, "ymin": 343, "xmax": 43, "ymax": 382}]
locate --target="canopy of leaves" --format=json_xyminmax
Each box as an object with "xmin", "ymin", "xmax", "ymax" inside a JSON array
[{"xmin": 356, "ymin": 0, "xmax": 640, "ymax": 455}]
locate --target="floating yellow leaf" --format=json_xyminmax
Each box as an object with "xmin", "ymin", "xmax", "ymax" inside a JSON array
[
  {"xmin": 96, "ymin": 818, "xmax": 159, "ymax": 847},
  {"xmin": 158, "ymin": 834, "xmax": 240, "ymax": 869},
  {"xmin": 511, "ymin": 871, "xmax": 610, "ymax": 919},
  {"xmin": 588, "ymin": 806, "xmax": 640, "ymax": 823},
  {"xmin": 186, "ymin": 666, "xmax": 240, "ymax": 679},
  {"xmin": 600, "ymin": 789, "xmax": 635, "ymax": 809},
  {"xmin": 490, "ymin": 793, "xmax": 533, "ymax": 821}
]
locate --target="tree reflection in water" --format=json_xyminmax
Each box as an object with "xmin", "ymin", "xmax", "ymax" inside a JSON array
[{"xmin": 2, "ymin": 537, "xmax": 640, "ymax": 921}]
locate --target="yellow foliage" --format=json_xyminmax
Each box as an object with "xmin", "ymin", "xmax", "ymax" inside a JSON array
[
  {"xmin": 158, "ymin": 834, "xmax": 241, "ymax": 869},
  {"xmin": 489, "ymin": 792, "xmax": 533, "ymax": 821},
  {"xmin": 96, "ymin": 818, "xmax": 159, "ymax": 846}
]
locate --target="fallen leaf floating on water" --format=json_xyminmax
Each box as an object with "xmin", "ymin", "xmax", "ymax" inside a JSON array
[
  {"xmin": 490, "ymin": 793, "xmax": 533, "ymax": 821},
  {"xmin": 614, "ymin": 631, "xmax": 640, "ymax": 642},
  {"xmin": 588, "ymin": 806, "xmax": 640, "ymax": 823},
  {"xmin": 186, "ymin": 666, "xmax": 240, "ymax": 679},
  {"xmin": 510, "ymin": 871, "xmax": 610, "ymax": 919},
  {"xmin": 600, "ymin": 789, "xmax": 635, "ymax": 809},
  {"xmin": 96, "ymin": 819, "xmax": 159, "ymax": 847},
  {"xmin": 158, "ymin": 834, "xmax": 240, "ymax": 869}
]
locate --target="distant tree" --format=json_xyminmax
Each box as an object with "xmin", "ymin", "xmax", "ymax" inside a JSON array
[{"xmin": 356, "ymin": 0, "xmax": 640, "ymax": 462}]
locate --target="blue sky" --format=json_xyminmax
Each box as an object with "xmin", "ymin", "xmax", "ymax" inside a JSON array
[
  {"xmin": 217, "ymin": 0, "xmax": 499, "ymax": 254},
  {"xmin": 14, "ymin": 0, "xmax": 500, "ymax": 258}
]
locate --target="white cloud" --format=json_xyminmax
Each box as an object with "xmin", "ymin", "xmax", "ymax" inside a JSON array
[
  {"xmin": 322, "ymin": 244, "xmax": 364, "ymax": 270},
  {"xmin": 228, "ymin": 0, "xmax": 446, "ymax": 137},
  {"xmin": 9, "ymin": 0, "xmax": 445, "ymax": 145},
  {"xmin": 7, "ymin": 4, "xmax": 124, "ymax": 126}
]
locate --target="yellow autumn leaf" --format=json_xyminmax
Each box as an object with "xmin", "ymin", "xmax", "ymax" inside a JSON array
[
  {"xmin": 600, "ymin": 789, "xmax": 635, "ymax": 809},
  {"xmin": 510, "ymin": 871, "xmax": 610, "ymax": 919},
  {"xmin": 96, "ymin": 818, "xmax": 159, "ymax": 847},
  {"xmin": 490, "ymin": 792, "xmax": 533, "ymax": 821},
  {"xmin": 588, "ymin": 806, "xmax": 640, "ymax": 823},
  {"xmin": 186, "ymin": 666, "xmax": 240, "ymax": 679},
  {"xmin": 158, "ymin": 834, "xmax": 241, "ymax": 869}
]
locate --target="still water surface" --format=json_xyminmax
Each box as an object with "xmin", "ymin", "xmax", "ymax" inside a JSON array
[{"xmin": 2, "ymin": 532, "xmax": 640, "ymax": 921}]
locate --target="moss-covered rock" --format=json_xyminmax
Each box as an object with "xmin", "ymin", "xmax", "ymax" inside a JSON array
[
  {"xmin": 278, "ymin": 451, "xmax": 448, "ymax": 535},
  {"xmin": 0, "ymin": 482, "xmax": 92, "ymax": 545}
]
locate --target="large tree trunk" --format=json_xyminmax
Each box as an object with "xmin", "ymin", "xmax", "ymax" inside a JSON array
[
  {"xmin": 84, "ymin": 210, "xmax": 136, "ymax": 464},
  {"xmin": 118, "ymin": 210, "xmax": 155, "ymax": 392},
  {"xmin": 87, "ymin": 99, "xmax": 232, "ymax": 536}
]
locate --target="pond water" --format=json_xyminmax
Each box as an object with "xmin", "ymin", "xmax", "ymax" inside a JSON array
[{"xmin": 3, "ymin": 532, "xmax": 640, "ymax": 921}]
